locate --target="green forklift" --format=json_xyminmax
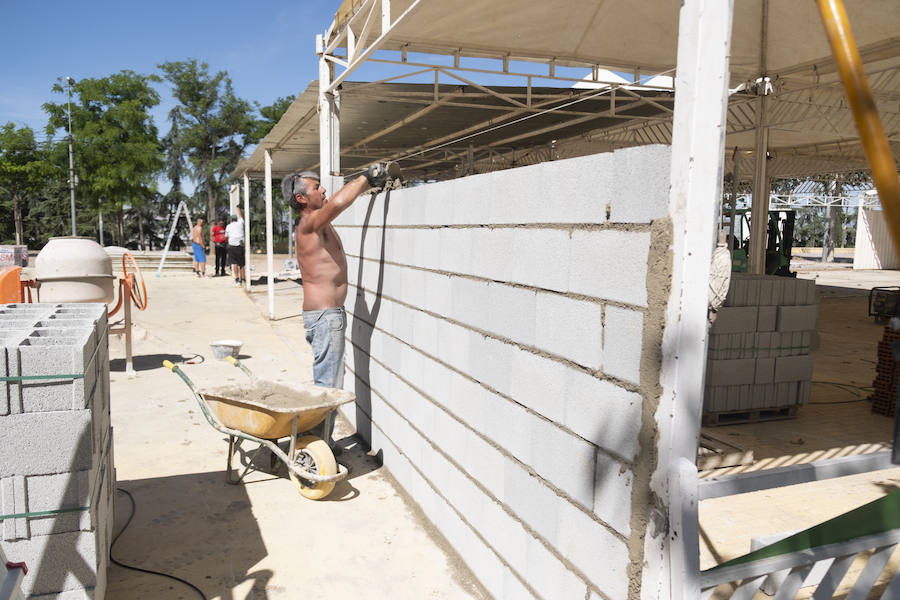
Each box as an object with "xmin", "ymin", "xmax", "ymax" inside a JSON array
[{"xmin": 729, "ymin": 209, "xmax": 796, "ymax": 277}]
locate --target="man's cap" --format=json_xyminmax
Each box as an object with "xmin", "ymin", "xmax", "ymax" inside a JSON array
[{"xmin": 230, "ymin": 214, "xmax": 238, "ymax": 220}]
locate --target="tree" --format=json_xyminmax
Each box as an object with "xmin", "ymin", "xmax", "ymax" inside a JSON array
[
  {"xmin": 248, "ymin": 95, "xmax": 293, "ymax": 143},
  {"xmin": 0, "ymin": 123, "xmax": 44, "ymax": 244},
  {"xmin": 43, "ymin": 71, "xmax": 164, "ymax": 246},
  {"xmin": 158, "ymin": 60, "xmax": 255, "ymax": 225}
]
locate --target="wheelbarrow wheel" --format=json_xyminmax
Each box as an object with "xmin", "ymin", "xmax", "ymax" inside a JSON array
[{"xmin": 290, "ymin": 435, "xmax": 337, "ymax": 500}]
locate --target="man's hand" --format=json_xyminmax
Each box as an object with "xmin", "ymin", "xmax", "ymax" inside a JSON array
[{"xmin": 364, "ymin": 162, "xmax": 403, "ymax": 194}]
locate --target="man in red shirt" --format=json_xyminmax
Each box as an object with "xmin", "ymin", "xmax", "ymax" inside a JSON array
[{"xmin": 210, "ymin": 219, "xmax": 227, "ymax": 277}]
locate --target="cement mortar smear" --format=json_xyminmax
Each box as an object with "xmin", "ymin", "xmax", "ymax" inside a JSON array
[
  {"xmin": 705, "ymin": 275, "xmax": 818, "ymax": 413},
  {"xmin": 0, "ymin": 303, "xmax": 113, "ymax": 598}
]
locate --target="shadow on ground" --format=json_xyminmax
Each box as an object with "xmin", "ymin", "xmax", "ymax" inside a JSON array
[{"xmin": 107, "ymin": 471, "xmax": 272, "ymax": 600}]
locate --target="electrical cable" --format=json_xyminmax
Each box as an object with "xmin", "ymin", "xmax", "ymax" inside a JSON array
[
  {"xmin": 110, "ymin": 488, "xmax": 208, "ymax": 600},
  {"xmin": 808, "ymin": 380, "xmax": 873, "ymax": 404}
]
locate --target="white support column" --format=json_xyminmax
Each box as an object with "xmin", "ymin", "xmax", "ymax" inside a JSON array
[
  {"xmin": 318, "ymin": 47, "xmax": 341, "ymax": 194},
  {"xmin": 749, "ymin": 93, "xmax": 770, "ymax": 274},
  {"xmin": 264, "ymin": 150, "xmax": 275, "ymax": 320},
  {"xmin": 651, "ymin": 0, "xmax": 734, "ymax": 598},
  {"xmin": 243, "ymin": 173, "xmax": 251, "ymax": 292}
]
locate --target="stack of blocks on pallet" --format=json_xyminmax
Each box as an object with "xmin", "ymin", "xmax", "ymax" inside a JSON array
[
  {"xmin": 0, "ymin": 303, "xmax": 113, "ymax": 599},
  {"xmin": 704, "ymin": 274, "xmax": 818, "ymax": 426},
  {"xmin": 870, "ymin": 326, "xmax": 900, "ymax": 417}
]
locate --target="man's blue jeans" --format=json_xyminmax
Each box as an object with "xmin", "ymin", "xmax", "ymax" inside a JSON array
[
  {"xmin": 302, "ymin": 307, "xmax": 346, "ymax": 389},
  {"xmin": 302, "ymin": 307, "xmax": 346, "ymax": 448}
]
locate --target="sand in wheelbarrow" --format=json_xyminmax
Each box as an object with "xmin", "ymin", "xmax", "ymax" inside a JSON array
[{"xmin": 202, "ymin": 380, "xmax": 355, "ymax": 412}]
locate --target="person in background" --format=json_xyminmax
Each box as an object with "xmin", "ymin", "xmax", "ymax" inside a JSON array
[
  {"xmin": 191, "ymin": 217, "xmax": 207, "ymax": 278},
  {"xmin": 225, "ymin": 208, "xmax": 246, "ymax": 287},
  {"xmin": 210, "ymin": 219, "xmax": 227, "ymax": 277}
]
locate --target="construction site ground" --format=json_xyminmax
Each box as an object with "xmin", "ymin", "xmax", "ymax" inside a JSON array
[
  {"xmin": 105, "ymin": 253, "xmax": 900, "ymax": 598},
  {"xmin": 105, "ymin": 258, "xmax": 487, "ymax": 600}
]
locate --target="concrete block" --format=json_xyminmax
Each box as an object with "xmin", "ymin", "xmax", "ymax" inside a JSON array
[
  {"xmin": 771, "ymin": 279, "xmax": 784, "ymax": 307},
  {"xmin": 503, "ymin": 567, "xmax": 537, "ymax": 600},
  {"xmin": 524, "ymin": 534, "xmax": 588, "ymax": 600},
  {"xmin": 556, "ymin": 500, "xmax": 630, "ymax": 599},
  {"xmin": 706, "ymin": 358, "xmax": 756, "ymax": 386},
  {"xmin": 25, "ymin": 471, "xmax": 91, "ymax": 537},
  {"xmin": 469, "ymin": 335, "xmax": 513, "ymax": 398},
  {"xmin": 481, "ymin": 498, "xmax": 528, "ymax": 571},
  {"xmin": 484, "ymin": 394, "xmax": 533, "ymax": 463},
  {"xmin": 758, "ymin": 279, "xmax": 774, "ymax": 306},
  {"xmin": 445, "ymin": 369, "xmax": 486, "ymax": 432},
  {"xmin": 774, "ymin": 355, "xmax": 814, "ymax": 383},
  {"xmin": 464, "ymin": 430, "xmax": 506, "ymax": 501},
  {"xmin": 710, "ymin": 306, "xmax": 759, "ymax": 334},
  {"xmin": 569, "ymin": 229, "xmax": 650, "ymax": 307},
  {"xmin": 781, "ymin": 279, "xmax": 796, "ymax": 307},
  {"xmin": 534, "ymin": 291, "xmax": 602, "ymax": 368},
  {"xmin": 529, "ymin": 416, "xmax": 596, "ymax": 509},
  {"xmin": 755, "ymin": 358, "xmax": 775, "ymax": 385},
  {"xmin": 450, "ymin": 276, "xmax": 490, "ymax": 332},
  {"xmin": 502, "ymin": 456, "xmax": 560, "ymax": 544},
  {"xmin": 757, "ymin": 306, "xmax": 777, "ymax": 332},
  {"xmin": 602, "ymin": 306, "xmax": 643, "ymax": 385},
  {"xmin": 744, "ymin": 276, "xmax": 761, "ymax": 307},
  {"xmin": 726, "ymin": 277, "xmax": 747, "ymax": 306},
  {"xmin": 798, "ymin": 380, "xmax": 811, "ymax": 404},
  {"xmin": 0, "ymin": 411, "xmax": 93, "ymax": 477},
  {"xmin": 0, "ymin": 529, "xmax": 98, "ymax": 596},
  {"xmin": 487, "ymin": 283, "xmax": 537, "ymax": 348},
  {"xmin": 776, "ymin": 304, "xmax": 818, "ymax": 332},
  {"xmin": 592, "ymin": 452, "xmax": 633, "ymax": 536},
  {"xmin": 508, "ymin": 228, "xmax": 571, "ymax": 293},
  {"xmin": 563, "ymin": 370, "xmax": 642, "ymax": 461},
  {"xmin": 609, "ymin": 145, "xmax": 671, "ymax": 223},
  {"xmin": 1, "ymin": 475, "xmax": 27, "ymax": 540},
  {"xmin": 509, "ymin": 348, "xmax": 565, "ymax": 423}
]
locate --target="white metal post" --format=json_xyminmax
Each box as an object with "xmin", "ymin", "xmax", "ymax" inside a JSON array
[
  {"xmin": 749, "ymin": 93, "xmax": 771, "ymax": 275},
  {"xmin": 243, "ymin": 173, "xmax": 251, "ymax": 292},
  {"xmin": 265, "ymin": 149, "xmax": 275, "ymax": 320},
  {"xmin": 652, "ymin": 0, "xmax": 734, "ymax": 598},
  {"xmin": 318, "ymin": 41, "xmax": 341, "ymax": 194}
]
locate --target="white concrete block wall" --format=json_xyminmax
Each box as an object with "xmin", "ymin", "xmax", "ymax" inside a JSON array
[
  {"xmin": 0, "ymin": 304, "xmax": 113, "ymax": 599},
  {"xmin": 337, "ymin": 146, "xmax": 671, "ymax": 599}
]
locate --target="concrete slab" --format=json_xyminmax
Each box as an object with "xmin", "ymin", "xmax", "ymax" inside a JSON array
[{"xmin": 104, "ymin": 271, "xmax": 485, "ymax": 599}]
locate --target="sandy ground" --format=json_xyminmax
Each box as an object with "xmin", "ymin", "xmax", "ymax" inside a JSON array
[
  {"xmin": 700, "ymin": 265, "xmax": 900, "ymax": 598},
  {"xmin": 105, "ymin": 271, "xmax": 485, "ymax": 599}
]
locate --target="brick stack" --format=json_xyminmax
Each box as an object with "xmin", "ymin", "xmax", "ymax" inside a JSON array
[
  {"xmin": 1, "ymin": 303, "xmax": 113, "ymax": 599},
  {"xmin": 704, "ymin": 274, "xmax": 818, "ymax": 425},
  {"xmin": 870, "ymin": 326, "xmax": 900, "ymax": 416}
]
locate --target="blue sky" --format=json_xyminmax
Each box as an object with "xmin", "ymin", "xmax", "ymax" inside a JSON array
[{"xmin": 0, "ymin": 0, "xmax": 343, "ymax": 138}]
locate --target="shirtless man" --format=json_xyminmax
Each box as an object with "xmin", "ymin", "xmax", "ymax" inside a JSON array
[
  {"xmin": 191, "ymin": 217, "xmax": 207, "ymax": 278},
  {"xmin": 282, "ymin": 164, "xmax": 400, "ymax": 391}
]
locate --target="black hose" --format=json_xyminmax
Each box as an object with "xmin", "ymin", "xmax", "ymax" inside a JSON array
[{"xmin": 110, "ymin": 488, "xmax": 208, "ymax": 600}]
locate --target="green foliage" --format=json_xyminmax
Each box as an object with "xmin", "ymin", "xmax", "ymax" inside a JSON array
[
  {"xmin": 158, "ymin": 60, "xmax": 256, "ymax": 224},
  {"xmin": 0, "ymin": 123, "xmax": 46, "ymax": 244},
  {"xmin": 248, "ymin": 95, "xmax": 293, "ymax": 143},
  {"xmin": 42, "ymin": 71, "xmax": 164, "ymax": 245}
]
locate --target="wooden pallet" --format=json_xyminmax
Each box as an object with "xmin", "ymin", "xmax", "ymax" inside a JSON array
[
  {"xmin": 702, "ymin": 404, "xmax": 798, "ymax": 427},
  {"xmin": 697, "ymin": 432, "xmax": 754, "ymax": 470}
]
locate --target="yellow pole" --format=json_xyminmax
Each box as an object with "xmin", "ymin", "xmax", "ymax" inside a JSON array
[{"xmin": 816, "ymin": 0, "xmax": 900, "ymax": 261}]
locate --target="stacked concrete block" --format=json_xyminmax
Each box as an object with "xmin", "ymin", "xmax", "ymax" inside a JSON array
[
  {"xmin": 0, "ymin": 303, "xmax": 113, "ymax": 599},
  {"xmin": 333, "ymin": 146, "xmax": 672, "ymax": 599},
  {"xmin": 704, "ymin": 275, "xmax": 818, "ymax": 424}
]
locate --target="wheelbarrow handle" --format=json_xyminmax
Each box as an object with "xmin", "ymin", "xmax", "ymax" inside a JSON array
[{"xmin": 162, "ymin": 359, "xmax": 198, "ymax": 392}]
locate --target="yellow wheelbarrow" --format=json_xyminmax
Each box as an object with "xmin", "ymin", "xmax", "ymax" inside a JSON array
[{"xmin": 163, "ymin": 357, "xmax": 354, "ymax": 500}]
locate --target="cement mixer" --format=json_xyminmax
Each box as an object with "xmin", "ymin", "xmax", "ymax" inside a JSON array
[{"xmin": 0, "ymin": 237, "xmax": 148, "ymax": 374}]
